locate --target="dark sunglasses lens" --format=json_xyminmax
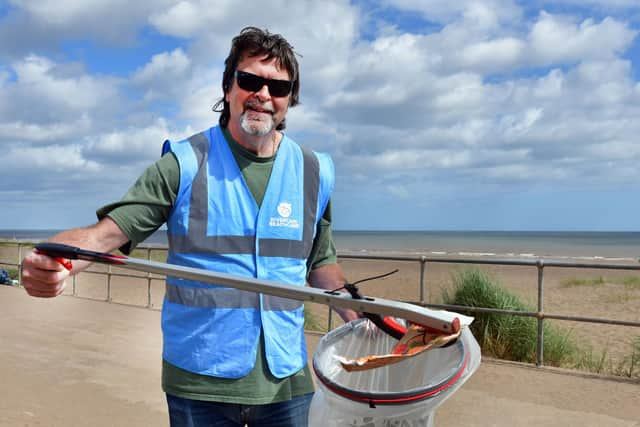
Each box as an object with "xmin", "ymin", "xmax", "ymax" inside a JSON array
[
  {"xmin": 236, "ymin": 71, "xmax": 291, "ymax": 97},
  {"xmin": 237, "ymin": 71, "xmax": 263, "ymax": 92},
  {"xmin": 267, "ymin": 80, "xmax": 292, "ymax": 97}
]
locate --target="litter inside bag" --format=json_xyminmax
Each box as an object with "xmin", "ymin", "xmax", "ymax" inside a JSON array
[
  {"xmin": 336, "ymin": 322, "xmax": 462, "ymax": 372},
  {"xmin": 309, "ymin": 318, "xmax": 481, "ymax": 427}
]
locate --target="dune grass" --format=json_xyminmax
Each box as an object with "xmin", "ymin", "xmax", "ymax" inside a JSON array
[
  {"xmin": 442, "ymin": 268, "xmax": 577, "ymax": 366},
  {"xmin": 562, "ymin": 276, "xmax": 606, "ymax": 287},
  {"xmin": 622, "ymin": 276, "xmax": 640, "ymax": 288},
  {"xmin": 562, "ymin": 275, "xmax": 640, "ymax": 288},
  {"xmin": 443, "ymin": 268, "xmax": 640, "ymax": 378},
  {"xmin": 613, "ymin": 336, "xmax": 640, "ymax": 378},
  {"xmin": 304, "ymin": 308, "xmax": 326, "ymax": 332}
]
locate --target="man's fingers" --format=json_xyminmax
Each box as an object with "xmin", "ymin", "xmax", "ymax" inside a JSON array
[
  {"xmin": 21, "ymin": 249, "xmax": 69, "ymax": 297},
  {"xmin": 22, "ymin": 265, "xmax": 68, "ymax": 284},
  {"xmin": 22, "ymin": 282, "xmax": 66, "ymax": 298},
  {"xmin": 28, "ymin": 250, "xmax": 67, "ymax": 272},
  {"xmin": 22, "ymin": 277, "xmax": 66, "ymax": 297}
]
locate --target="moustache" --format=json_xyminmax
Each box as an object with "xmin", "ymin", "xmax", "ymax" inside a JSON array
[{"xmin": 243, "ymin": 99, "xmax": 274, "ymax": 114}]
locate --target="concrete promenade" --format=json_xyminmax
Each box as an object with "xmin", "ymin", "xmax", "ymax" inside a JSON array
[{"xmin": 1, "ymin": 285, "xmax": 638, "ymax": 426}]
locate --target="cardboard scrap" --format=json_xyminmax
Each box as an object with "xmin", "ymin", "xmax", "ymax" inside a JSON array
[{"xmin": 336, "ymin": 323, "xmax": 462, "ymax": 372}]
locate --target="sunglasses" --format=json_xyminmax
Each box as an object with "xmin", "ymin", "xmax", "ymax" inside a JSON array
[{"xmin": 235, "ymin": 70, "xmax": 293, "ymax": 97}]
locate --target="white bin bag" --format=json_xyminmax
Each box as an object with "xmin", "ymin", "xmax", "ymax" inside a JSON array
[{"xmin": 309, "ymin": 319, "xmax": 481, "ymax": 427}]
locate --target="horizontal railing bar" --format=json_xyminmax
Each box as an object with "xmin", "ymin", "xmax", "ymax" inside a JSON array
[
  {"xmin": 67, "ymin": 294, "xmax": 162, "ymax": 312},
  {"xmin": 80, "ymin": 270, "xmax": 165, "ymax": 279},
  {"xmin": 542, "ymin": 313, "xmax": 640, "ymax": 327},
  {"xmin": 426, "ymin": 303, "xmax": 640, "ymax": 328},
  {"xmin": 4, "ymin": 241, "xmax": 640, "ymax": 333},
  {"xmin": 339, "ymin": 252, "xmax": 640, "ymax": 270},
  {"xmin": 425, "ymin": 303, "xmax": 536, "ymax": 317},
  {"xmin": 4, "ymin": 240, "xmax": 638, "ymax": 270}
]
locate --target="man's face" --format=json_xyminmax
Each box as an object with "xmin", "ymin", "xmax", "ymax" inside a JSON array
[{"xmin": 226, "ymin": 54, "xmax": 291, "ymax": 140}]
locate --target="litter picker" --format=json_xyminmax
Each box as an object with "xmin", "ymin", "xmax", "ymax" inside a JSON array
[{"xmin": 35, "ymin": 242, "xmax": 467, "ymax": 335}]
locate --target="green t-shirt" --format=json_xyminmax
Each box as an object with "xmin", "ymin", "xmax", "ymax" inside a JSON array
[{"xmin": 97, "ymin": 128, "xmax": 337, "ymax": 404}]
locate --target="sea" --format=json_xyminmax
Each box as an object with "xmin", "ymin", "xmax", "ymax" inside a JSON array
[{"xmin": 1, "ymin": 229, "xmax": 638, "ymax": 262}]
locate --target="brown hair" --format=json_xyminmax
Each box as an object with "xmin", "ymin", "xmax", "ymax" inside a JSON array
[{"xmin": 213, "ymin": 27, "xmax": 300, "ymax": 130}]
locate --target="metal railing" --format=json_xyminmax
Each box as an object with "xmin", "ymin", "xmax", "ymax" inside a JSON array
[
  {"xmin": 2, "ymin": 241, "xmax": 639, "ymax": 368},
  {"xmin": 337, "ymin": 253, "xmax": 640, "ymax": 367}
]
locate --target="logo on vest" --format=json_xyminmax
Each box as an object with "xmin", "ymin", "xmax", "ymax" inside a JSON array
[{"xmin": 270, "ymin": 202, "xmax": 300, "ymax": 229}]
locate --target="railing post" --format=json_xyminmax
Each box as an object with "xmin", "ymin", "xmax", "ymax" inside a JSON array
[
  {"xmin": 147, "ymin": 248, "xmax": 152, "ymax": 308},
  {"xmin": 107, "ymin": 265, "xmax": 112, "ymax": 302},
  {"xmin": 536, "ymin": 259, "xmax": 545, "ymax": 367},
  {"xmin": 419, "ymin": 256, "xmax": 426, "ymax": 305},
  {"xmin": 17, "ymin": 243, "xmax": 23, "ymax": 287}
]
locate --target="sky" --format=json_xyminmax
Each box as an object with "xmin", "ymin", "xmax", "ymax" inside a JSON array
[{"xmin": 0, "ymin": 0, "xmax": 639, "ymax": 231}]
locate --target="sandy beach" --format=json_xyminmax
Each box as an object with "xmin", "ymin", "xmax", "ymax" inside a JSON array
[{"xmin": 1, "ymin": 282, "xmax": 639, "ymax": 427}]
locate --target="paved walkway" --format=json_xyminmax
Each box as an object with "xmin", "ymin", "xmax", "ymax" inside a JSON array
[{"xmin": 1, "ymin": 285, "xmax": 638, "ymax": 426}]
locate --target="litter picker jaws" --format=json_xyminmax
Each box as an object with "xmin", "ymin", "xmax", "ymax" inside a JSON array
[{"xmin": 35, "ymin": 242, "xmax": 468, "ymax": 335}]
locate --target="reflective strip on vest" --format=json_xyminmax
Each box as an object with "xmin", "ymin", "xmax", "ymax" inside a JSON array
[
  {"xmin": 262, "ymin": 295, "xmax": 304, "ymax": 311},
  {"xmin": 165, "ymin": 283, "xmax": 304, "ymax": 311},
  {"xmin": 166, "ymin": 283, "xmax": 258, "ymax": 308}
]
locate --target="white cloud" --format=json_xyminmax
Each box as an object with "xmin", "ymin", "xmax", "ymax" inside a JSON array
[
  {"xmin": 4, "ymin": 143, "xmax": 101, "ymax": 176},
  {"xmin": 133, "ymin": 49, "xmax": 191, "ymax": 86},
  {"xmin": 6, "ymin": 0, "xmax": 174, "ymax": 44},
  {"xmin": 132, "ymin": 48, "xmax": 193, "ymax": 101},
  {"xmin": 459, "ymin": 37, "xmax": 525, "ymax": 72},
  {"xmin": 149, "ymin": 0, "xmax": 360, "ymax": 97},
  {"xmin": 588, "ymin": 140, "xmax": 640, "ymax": 159},
  {"xmin": 499, "ymin": 108, "xmax": 544, "ymax": 140},
  {"xmin": 386, "ymin": 0, "xmax": 522, "ymax": 27},
  {"xmin": 13, "ymin": 55, "xmax": 112, "ymax": 110},
  {"xmin": 528, "ymin": 13, "xmax": 636, "ymax": 64},
  {"xmin": 12, "ymin": 0, "xmax": 120, "ymax": 25},
  {"xmin": 0, "ymin": 115, "xmax": 92, "ymax": 143},
  {"xmin": 0, "ymin": 55, "xmax": 121, "ymax": 124},
  {"xmin": 149, "ymin": 0, "xmax": 226, "ymax": 38},
  {"xmin": 174, "ymin": 66, "xmax": 223, "ymax": 130},
  {"xmin": 545, "ymin": 0, "xmax": 640, "ymax": 9},
  {"xmin": 83, "ymin": 118, "xmax": 188, "ymax": 164}
]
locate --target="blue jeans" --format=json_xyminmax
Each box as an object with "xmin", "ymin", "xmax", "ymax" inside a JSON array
[{"xmin": 166, "ymin": 393, "xmax": 314, "ymax": 427}]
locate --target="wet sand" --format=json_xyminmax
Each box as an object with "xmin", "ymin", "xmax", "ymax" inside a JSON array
[{"xmin": 1, "ymin": 284, "xmax": 639, "ymax": 426}]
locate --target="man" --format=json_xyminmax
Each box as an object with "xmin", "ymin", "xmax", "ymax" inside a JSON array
[{"xmin": 21, "ymin": 27, "xmax": 358, "ymax": 426}]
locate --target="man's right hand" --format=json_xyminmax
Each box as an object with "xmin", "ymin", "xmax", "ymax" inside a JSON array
[
  {"xmin": 19, "ymin": 218, "xmax": 130, "ymax": 298},
  {"xmin": 20, "ymin": 249, "xmax": 71, "ymax": 298}
]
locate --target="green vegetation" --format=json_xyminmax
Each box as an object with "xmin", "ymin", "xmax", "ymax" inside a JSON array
[
  {"xmin": 572, "ymin": 345, "xmax": 610, "ymax": 374},
  {"xmin": 442, "ymin": 268, "xmax": 640, "ymax": 378},
  {"xmin": 615, "ymin": 336, "xmax": 640, "ymax": 378},
  {"xmin": 562, "ymin": 276, "xmax": 605, "ymax": 287},
  {"xmin": 6, "ymin": 268, "xmax": 18, "ymax": 280},
  {"xmin": 443, "ymin": 268, "xmax": 576, "ymax": 366},
  {"xmin": 304, "ymin": 308, "xmax": 326, "ymax": 332},
  {"xmin": 561, "ymin": 275, "xmax": 640, "ymax": 288},
  {"xmin": 622, "ymin": 276, "xmax": 640, "ymax": 288}
]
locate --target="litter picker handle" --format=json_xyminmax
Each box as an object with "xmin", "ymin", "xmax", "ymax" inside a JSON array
[
  {"xmin": 35, "ymin": 243, "xmax": 465, "ymax": 335},
  {"xmin": 35, "ymin": 242, "xmax": 126, "ymax": 264}
]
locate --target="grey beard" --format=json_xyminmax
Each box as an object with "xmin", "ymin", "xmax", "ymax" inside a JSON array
[{"xmin": 240, "ymin": 111, "xmax": 274, "ymax": 136}]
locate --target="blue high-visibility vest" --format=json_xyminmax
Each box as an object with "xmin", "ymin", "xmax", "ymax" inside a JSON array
[{"xmin": 161, "ymin": 126, "xmax": 333, "ymax": 378}]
